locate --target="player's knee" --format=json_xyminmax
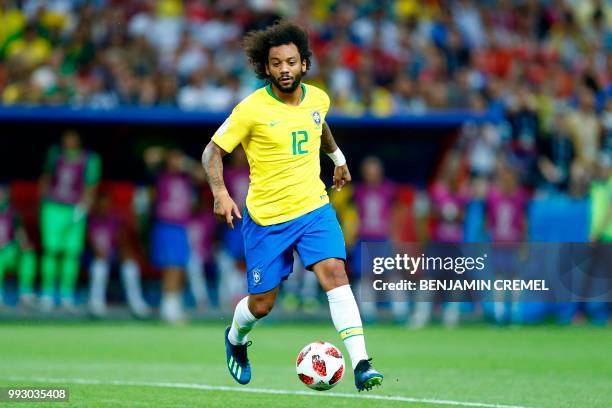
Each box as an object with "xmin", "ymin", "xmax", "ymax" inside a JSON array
[
  {"xmin": 249, "ymin": 297, "xmax": 275, "ymax": 318},
  {"xmin": 319, "ymin": 259, "xmax": 348, "ymax": 288}
]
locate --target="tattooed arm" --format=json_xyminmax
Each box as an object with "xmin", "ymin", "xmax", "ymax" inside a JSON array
[
  {"xmin": 322, "ymin": 121, "xmax": 352, "ymax": 191},
  {"xmin": 321, "ymin": 121, "xmax": 339, "ymax": 154},
  {"xmin": 201, "ymin": 141, "xmax": 242, "ymax": 228}
]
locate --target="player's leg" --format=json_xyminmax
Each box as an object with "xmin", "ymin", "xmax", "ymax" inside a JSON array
[
  {"xmin": 228, "ymin": 287, "xmax": 279, "ymax": 343},
  {"xmin": 411, "ymin": 242, "xmax": 438, "ymax": 328},
  {"xmin": 312, "ymin": 259, "xmax": 383, "ymax": 391},
  {"xmin": 17, "ymin": 248, "xmax": 37, "ymax": 307},
  {"xmin": 152, "ymin": 222, "xmax": 189, "ymax": 324},
  {"xmin": 224, "ymin": 286, "xmax": 279, "ymax": 385},
  {"xmin": 0, "ymin": 243, "xmax": 18, "ymax": 306},
  {"xmin": 40, "ymin": 201, "xmax": 68, "ymax": 310},
  {"xmin": 296, "ymin": 204, "xmax": 383, "ymax": 391},
  {"xmin": 186, "ymin": 253, "xmax": 208, "ymax": 310},
  {"xmin": 160, "ymin": 266, "xmax": 185, "ymax": 323},
  {"xmin": 120, "ymin": 257, "xmax": 151, "ymax": 318},
  {"xmin": 59, "ymin": 210, "xmax": 86, "ymax": 310},
  {"xmin": 224, "ymin": 208, "xmax": 294, "ymax": 385},
  {"xmin": 88, "ymin": 255, "xmax": 110, "ymax": 317}
]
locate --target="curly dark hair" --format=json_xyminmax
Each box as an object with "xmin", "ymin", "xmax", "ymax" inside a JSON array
[{"xmin": 242, "ymin": 21, "xmax": 312, "ymax": 81}]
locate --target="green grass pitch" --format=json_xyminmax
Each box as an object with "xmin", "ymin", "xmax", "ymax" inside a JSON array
[{"xmin": 0, "ymin": 321, "xmax": 610, "ymax": 407}]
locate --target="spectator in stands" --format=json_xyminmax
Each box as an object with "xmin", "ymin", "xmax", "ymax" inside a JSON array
[
  {"xmin": 5, "ymin": 23, "xmax": 51, "ymax": 70},
  {"xmin": 0, "ymin": 0, "xmax": 608, "ymax": 130},
  {"xmin": 537, "ymin": 111, "xmax": 575, "ymax": 193},
  {"xmin": 507, "ymin": 86, "xmax": 540, "ymax": 184},
  {"xmin": 565, "ymin": 87, "xmax": 602, "ymax": 174}
]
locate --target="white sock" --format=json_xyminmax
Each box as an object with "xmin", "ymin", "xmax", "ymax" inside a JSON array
[
  {"xmin": 90, "ymin": 258, "xmax": 109, "ymax": 305},
  {"xmin": 160, "ymin": 292, "xmax": 184, "ymax": 322},
  {"xmin": 120, "ymin": 259, "xmax": 148, "ymax": 309},
  {"xmin": 228, "ymin": 296, "xmax": 258, "ymax": 345},
  {"xmin": 327, "ymin": 284, "xmax": 369, "ymax": 369},
  {"xmin": 187, "ymin": 255, "xmax": 208, "ymax": 307}
]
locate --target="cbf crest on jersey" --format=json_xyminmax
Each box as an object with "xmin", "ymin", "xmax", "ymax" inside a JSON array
[
  {"xmin": 312, "ymin": 111, "xmax": 321, "ymax": 126},
  {"xmin": 252, "ymin": 267, "xmax": 261, "ymax": 285}
]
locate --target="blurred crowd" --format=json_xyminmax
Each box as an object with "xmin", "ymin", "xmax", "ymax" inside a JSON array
[{"xmin": 0, "ymin": 0, "xmax": 610, "ymax": 116}]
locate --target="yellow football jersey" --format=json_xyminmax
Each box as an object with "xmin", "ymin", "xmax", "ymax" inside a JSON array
[{"xmin": 212, "ymin": 83, "xmax": 331, "ymax": 226}]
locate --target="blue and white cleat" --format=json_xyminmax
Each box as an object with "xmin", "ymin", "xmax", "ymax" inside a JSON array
[
  {"xmin": 224, "ymin": 326, "xmax": 252, "ymax": 385},
  {"xmin": 354, "ymin": 358, "xmax": 383, "ymax": 391}
]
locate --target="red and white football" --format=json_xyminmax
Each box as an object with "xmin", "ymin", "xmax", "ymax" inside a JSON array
[{"xmin": 295, "ymin": 341, "xmax": 345, "ymax": 391}]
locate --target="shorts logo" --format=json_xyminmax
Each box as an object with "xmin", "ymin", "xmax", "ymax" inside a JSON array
[
  {"xmin": 252, "ymin": 267, "xmax": 262, "ymax": 285},
  {"xmin": 312, "ymin": 111, "xmax": 321, "ymax": 126}
]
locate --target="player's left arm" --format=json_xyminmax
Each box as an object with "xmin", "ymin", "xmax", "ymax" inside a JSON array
[{"xmin": 322, "ymin": 121, "xmax": 351, "ymax": 191}]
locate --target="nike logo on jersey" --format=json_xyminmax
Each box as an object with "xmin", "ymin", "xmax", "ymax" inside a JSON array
[{"xmin": 269, "ymin": 121, "xmax": 281, "ymax": 127}]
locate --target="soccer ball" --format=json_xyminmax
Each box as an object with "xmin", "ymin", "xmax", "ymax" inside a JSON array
[{"xmin": 296, "ymin": 341, "xmax": 345, "ymax": 391}]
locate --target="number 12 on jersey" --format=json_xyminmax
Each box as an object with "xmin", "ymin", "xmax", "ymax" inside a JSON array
[{"xmin": 292, "ymin": 130, "xmax": 308, "ymax": 155}]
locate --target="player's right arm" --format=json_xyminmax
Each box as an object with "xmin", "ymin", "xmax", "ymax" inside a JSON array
[
  {"xmin": 202, "ymin": 103, "xmax": 252, "ymax": 229},
  {"xmin": 202, "ymin": 141, "xmax": 242, "ymax": 229}
]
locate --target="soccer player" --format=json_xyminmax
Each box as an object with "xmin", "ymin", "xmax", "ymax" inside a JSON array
[
  {"xmin": 87, "ymin": 191, "xmax": 151, "ymax": 318},
  {"xmin": 150, "ymin": 148, "xmax": 194, "ymax": 324},
  {"xmin": 186, "ymin": 193, "xmax": 218, "ymax": 310},
  {"xmin": 351, "ymin": 156, "xmax": 399, "ymax": 321},
  {"xmin": 412, "ymin": 154, "xmax": 468, "ymax": 328},
  {"xmin": 39, "ymin": 130, "xmax": 101, "ymax": 312},
  {"xmin": 485, "ymin": 162, "xmax": 529, "ymax": 324},
  {"xmin": 201, "ymin": 22, "xmax": 383, "ymax": 391},
  {"xmin": 0, "ymin": 184, "xmax": 37, "ymax": 308}
]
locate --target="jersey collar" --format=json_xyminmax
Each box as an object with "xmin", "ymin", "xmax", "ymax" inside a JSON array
[{"xmin": 265, "ymin": 83, "xmax": 306, "ymax": 105}]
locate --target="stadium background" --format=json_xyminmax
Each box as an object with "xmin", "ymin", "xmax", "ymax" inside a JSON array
[{"xmin": 0, "ymin": 1, "xmax": 610, "ymax": 407}]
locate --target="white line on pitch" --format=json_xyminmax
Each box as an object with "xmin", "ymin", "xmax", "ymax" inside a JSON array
[{"xmin": 1, "ymin": 376, "xmax": 534, "ymax": 408}]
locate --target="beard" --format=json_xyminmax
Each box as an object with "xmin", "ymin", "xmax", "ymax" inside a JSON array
[{"xmin": 270, "ymin": 71, "xmax": 303, "ymax": 93}]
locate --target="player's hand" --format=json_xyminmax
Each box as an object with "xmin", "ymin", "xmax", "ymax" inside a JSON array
[
  {"xmin": 333, "ymin": 164, "xmax": 351, "ymax": 191},
  {"xmin": 213, "ymin": 190, "xmax": 242, "ymax": 229}
]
